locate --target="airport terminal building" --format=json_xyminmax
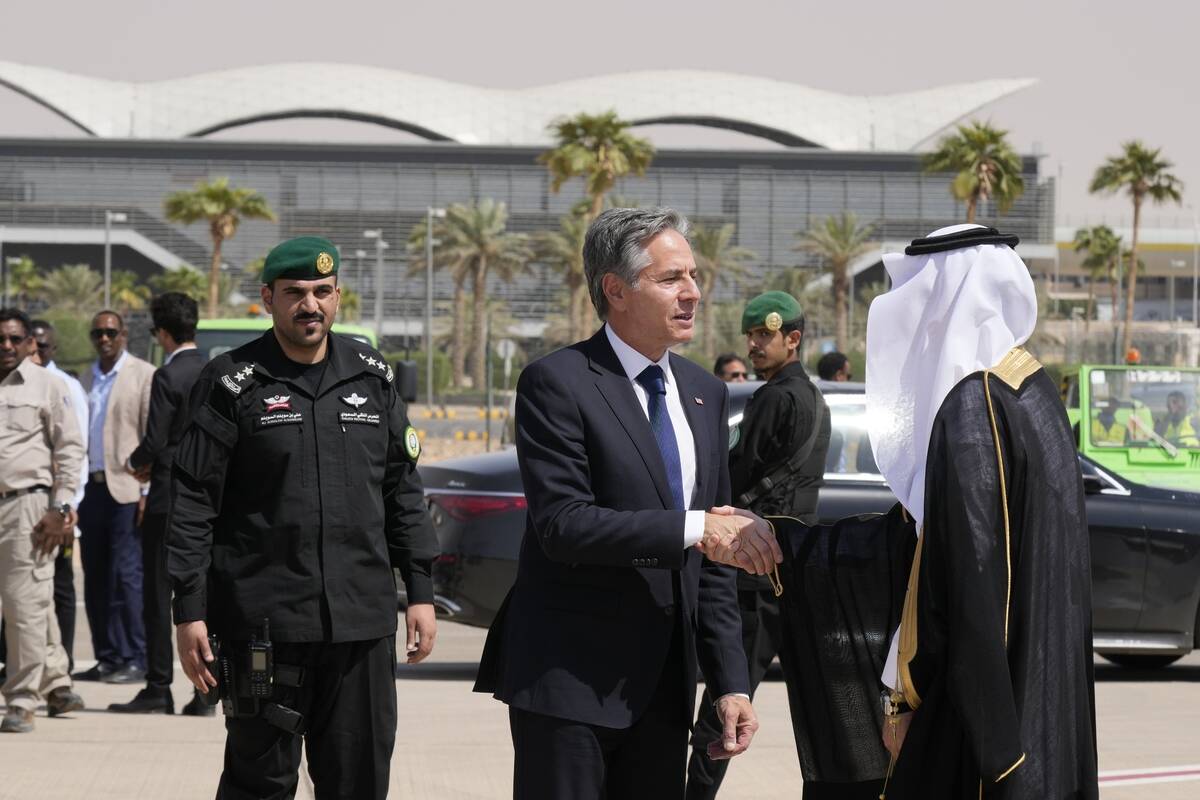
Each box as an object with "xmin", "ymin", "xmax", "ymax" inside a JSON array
[{"xmin": 0, "ymin": 63, "xmax": 1065, "ymax": 340}]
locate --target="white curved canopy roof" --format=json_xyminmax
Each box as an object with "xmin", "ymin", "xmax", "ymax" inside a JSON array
[{"xmin": 0, "ymin": 62, "xmax": 1035, "ymax": 151}]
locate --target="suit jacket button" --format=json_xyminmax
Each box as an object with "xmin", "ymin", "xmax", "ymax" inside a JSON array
[
  {"xmin": 650, "ymin": 558, "xmax": 658, "ymax": 566},
  {"xmin": 664, "ymin": 604, "xmax": 675, "ymax": 617}
]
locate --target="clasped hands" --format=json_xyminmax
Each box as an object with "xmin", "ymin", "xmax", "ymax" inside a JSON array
[{"xmin": 696, "ymin": 506, "xmax": 782, "ymax": 575}]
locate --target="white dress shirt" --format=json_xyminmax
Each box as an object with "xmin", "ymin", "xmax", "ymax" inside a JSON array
[{"xmin": 604, "ymin": 325, "xmax": 706, "ymax": 548}]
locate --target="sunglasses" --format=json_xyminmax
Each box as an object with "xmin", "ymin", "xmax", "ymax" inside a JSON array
[
  {"xmin": 1, "ymin": 334, "xmax": 29, "ymax": 347},
  {"xmin": 90, "ymin": 328, "xmax": 122, "ymax": 341}
]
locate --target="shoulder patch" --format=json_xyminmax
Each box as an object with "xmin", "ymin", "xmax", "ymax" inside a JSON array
[
  {"xmin": 404, "ymin": 426, "xmax": 421, "ymax": 461},
  {"xmin": 218, "ymin": 363, "xmax": 256, "ymax": 396}
]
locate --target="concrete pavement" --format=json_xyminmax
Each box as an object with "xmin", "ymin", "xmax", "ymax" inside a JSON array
[{"xmin": 3, "ymin": 618, "xmax": 1199, "ymax": 799}]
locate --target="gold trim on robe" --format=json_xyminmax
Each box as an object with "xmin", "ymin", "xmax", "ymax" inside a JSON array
[{"xmin": 893, "ymin": 346, "xmax": 1042, "ymax": 709}]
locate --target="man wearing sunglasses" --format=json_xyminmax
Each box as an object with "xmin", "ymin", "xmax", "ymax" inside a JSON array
[
  {"xmin": 0, "ymin": 308, "xmax": 85, "ymax": 732},
  {"xmin": 74, "ymin": 311, "xmax": 155, "ymax": 687},
  {"xmin": 0, "ymin": 321, "xmax": 89, "ymax": 679},
  {"xmin": 713, "ymin": 353, "xmax": 749, "ymax": 383}
]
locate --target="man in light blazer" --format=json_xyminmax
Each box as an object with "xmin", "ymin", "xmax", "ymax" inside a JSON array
[
  {"xmin": 74, "ymin": 310, "xmax": 155, "ymax": 685},
  {"xmin": 476, "ymin": 207, "xmax": 782, "ymax": 799}
]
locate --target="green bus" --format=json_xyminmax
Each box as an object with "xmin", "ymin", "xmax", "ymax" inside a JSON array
[
  {"xmin": 1064, "ymin": 364, "xmax": 1200, "ymax": 492},
  {"xmin": 149, "ymin": 317, "xmax": 379, "ymax": 364}
]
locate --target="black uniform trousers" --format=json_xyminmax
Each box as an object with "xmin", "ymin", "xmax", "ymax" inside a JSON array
[
  {"xmin": 685, "ymin": 585, "xmax": 783, "ymax": 800},
  {"xmin": 140, "ymin": 512, "xmax": 174, "ymax": 690},
  {"xmin": 509, "ymin": 620, "xmax": 687, "ymax": 800},
  {"xmin": 0, "ymin": 547, "xmax": 74, "ymax": 672},
  {"xmin": 218, "ymin": 635, "xmax": 397, "ymax": 800}
]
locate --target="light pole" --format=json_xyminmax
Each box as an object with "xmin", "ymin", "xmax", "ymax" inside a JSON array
[
  {"xmin": 363, "ymin": 230, "xmax": 389, "ymax": 341},
  {"xmin": 103, "ymin": 210, "xmax": 128, "ymax": 309},
  {"xmin": 425, "ymin": 207, "xmax": 445, "ymax": 407}
]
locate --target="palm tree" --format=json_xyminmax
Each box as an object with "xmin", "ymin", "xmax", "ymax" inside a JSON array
[
  {"xmin": 410, "ymin": 200, "xmax": 532, "ymax": 389},
  {"xmin": 1089, "ymin": 141, "xmax": 1184, "ymax": 354},
  {"xmin": 1072, "ymin": 225, "xmax": 1122, "ymax": 331},
  {"xmin": 797, "ymin": 213, "xmax": 875, "ymax": 351},
  {"xmin": 339, "ymin": 287, "xmax": 362, "ymax": 322},
  {"xmin": 691, "ymin": 222, "xmax": 756, "ymax": 358},
  {"xmin": 149, "ymin": 264, "xmax": 208, "ymax": 303},
  {"xmin": 536, "ymin": 212, "xmax": 591, "ymax": 342},
  {"xmin": 39, "ymin": 265, "xmax": 102, "ymax": 312},
  {"xmin": 163, "ymin": 177, "xmax": 276, "ymax": 319},
  {"xmin": 539, "ymin": 111, "xmax": 655, "ymax": 220},
  {"xmin": 109, "ymin": 270, "xmax": 151, "ymax": 313},
  {"xmin": 4, "ymin": 255, "xmax": 43, "ymax": 307},
  {"xmin": 923, "ymin": 121, "xmax": 1026, "ymax": 223}
]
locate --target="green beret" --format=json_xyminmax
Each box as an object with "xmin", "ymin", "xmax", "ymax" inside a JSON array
[
  {"xmin": 261, "ymin": 236, "xmax": 340, "ymax": 283},
  {"xmin": 742, "ymin": 291, "xmax": 804, "ymax": 334}
]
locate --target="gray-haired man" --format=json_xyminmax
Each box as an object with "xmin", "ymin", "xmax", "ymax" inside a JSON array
[{"xmin": 475, "ymin": 207, "xmax": 780, "ymax": 799}]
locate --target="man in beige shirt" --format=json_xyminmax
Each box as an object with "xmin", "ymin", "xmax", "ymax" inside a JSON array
[{"xmin": 0, "ymin": 308, "xmax": 85, "ymax": 733}]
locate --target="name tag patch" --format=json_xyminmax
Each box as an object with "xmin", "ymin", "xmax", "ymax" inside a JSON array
[
  {"xmin": 340, "ymin": 411, "xmax": 381, "ymax": 426},
  {"xmin": 257, "ymin": 411, "xmax": 303, "ymax": 429}
]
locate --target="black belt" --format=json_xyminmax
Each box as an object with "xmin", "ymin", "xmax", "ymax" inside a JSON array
[
  {"xmin": 0, "ymin": 485, "xmax": 50, "ymax": 501},
  {"xmin": 89, "ymin": 471, "xmax": 106, "ymax": 484}
]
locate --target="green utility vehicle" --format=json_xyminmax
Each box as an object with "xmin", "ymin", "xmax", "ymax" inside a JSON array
[
  {"xmin": 193, "ymin": 317, "xmax": 378, "ymax": 359},
  {"xmin": 1063, "ymin": 364, "xmax": 1200, "ymax": 492},
  {"xmin": 148, "ymin": 317, "xmax": 379, "ymax": 364}
]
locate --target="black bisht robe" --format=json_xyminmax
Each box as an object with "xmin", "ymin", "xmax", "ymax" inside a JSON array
[
  {"xmin": 888, "ymin": 361, "xmax": 1099, "ymax": 799},
  {"xmin": 768, "ymin": 505, "xmax": 915, "ymax": 800}
]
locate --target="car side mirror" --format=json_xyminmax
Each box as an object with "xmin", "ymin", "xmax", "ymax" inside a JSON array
[
  {"xmin": 393, "ymin": 360, "xmax": 418, "ymax": 404},
  {"xmin": 1081, "ymin": 474, "xmax": 1106, "ymax": 495}
]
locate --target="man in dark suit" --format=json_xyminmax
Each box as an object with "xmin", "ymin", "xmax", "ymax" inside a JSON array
[
  {"xmin": 476, "ymin": 207, "xmax": 782, "ymax": 799},
  {"xmin": 109, "ymin": 292, "xmax": 206, "ymax": 715}
]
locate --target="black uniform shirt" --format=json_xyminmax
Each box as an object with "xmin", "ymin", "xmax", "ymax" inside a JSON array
[
  {"xmin": 167, "ymin": 330, "xmax": 437, "ymax": 643},
  {"xmin": 729, "ymin": 360, "xmax": 830, "ymax": 521}
]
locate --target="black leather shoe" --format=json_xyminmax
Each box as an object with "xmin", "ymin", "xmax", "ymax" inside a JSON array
[
  {"xmin": 180, "ymin": 691, "xmax": 216, "ymax": 717},
  {"xmin": 46, "ymin": 687, "xmax": 85, "ymax": 717},
  {"xmin": 102, "ymin": 665, "xmax": 146, "ymax": 685},
  {"xmin": 108, "ymin": 687, "xmax": 174, "ymax": 715},
  {"xmin": 72, "ymin": 663, "xmax": 115, "ymax": 682}
]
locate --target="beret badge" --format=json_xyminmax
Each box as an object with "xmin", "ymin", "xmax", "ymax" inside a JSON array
[
  {"xmin": 316, "ymin": 252, "xmax": 335, "ymax": 275},
  {"xmin": 765, "ymin": 312, "xmax": 783, "ymax": 332}
]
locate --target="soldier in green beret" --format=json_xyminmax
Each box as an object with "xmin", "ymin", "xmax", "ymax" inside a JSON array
[
  {"xmin": 167, "ymin": 236, "xmax": 438, "ymax": 798},
  {"xmin": 686, "ymin": 290, "xmax": 831, "ymax": 799}
]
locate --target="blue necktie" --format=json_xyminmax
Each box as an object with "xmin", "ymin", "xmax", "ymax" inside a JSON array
[{"xmin": 635, "ymin": 365, "xmax": 686, "ymax": 511}]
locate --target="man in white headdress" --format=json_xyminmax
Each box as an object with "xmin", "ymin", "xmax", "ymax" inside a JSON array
[{"xmin": 869, "ymin": 225, "xmax": 1098, "ymax": 799}]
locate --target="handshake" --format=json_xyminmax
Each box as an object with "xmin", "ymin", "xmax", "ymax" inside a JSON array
[{"xmin": 696, "ymin": 507, "xmax": 783, "ymax": 575}]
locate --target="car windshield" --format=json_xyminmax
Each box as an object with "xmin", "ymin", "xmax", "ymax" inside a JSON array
[
  {"xmin": 1087, "ymin": 368, "xmax": 1200, "ymax": 450},
  {"xmin": 822, "ymin": 398, "xmax": 882, "ymax": 479}
]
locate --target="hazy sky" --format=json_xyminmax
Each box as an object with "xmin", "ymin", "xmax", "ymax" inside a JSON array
[{"xmin": 1, "ymin": 0, "xmax": 1194, "ymax": 227}]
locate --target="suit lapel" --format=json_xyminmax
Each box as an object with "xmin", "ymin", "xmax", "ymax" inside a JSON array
[
  {"xmin": 672, "ymin": 356, "xmax": 709, "ymax": 509},
  {"xmin": 587, "ymin": 332, "xmax": 676, "ymax": 511}
]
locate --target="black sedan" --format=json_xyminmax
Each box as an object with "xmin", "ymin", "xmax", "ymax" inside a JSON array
[{"xmin": 420, "ymin": 380, "xmax": 1200, "ymax": 668}]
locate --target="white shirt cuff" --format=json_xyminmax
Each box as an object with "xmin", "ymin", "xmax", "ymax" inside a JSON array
[
  {"xmin": 715, "ymin": 692, "xmax": 751, "ymax": 705},
  {"xmin": 683, "ymin": 510, "xmax": 705, "ymax": 548}
]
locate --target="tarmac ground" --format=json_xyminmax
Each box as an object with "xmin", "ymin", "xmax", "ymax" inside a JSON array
[{"xmin": 3, "ymin": 607, "xmax": 1199, "ymax": 799}]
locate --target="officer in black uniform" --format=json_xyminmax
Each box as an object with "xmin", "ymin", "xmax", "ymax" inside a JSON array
[
  {"xmin": 686, "ymin": 291, "xmax": 830, "ymax": 800},
  {"xmin": 167, "ymin": 236, "xmax": 438, "ymax": 800}
]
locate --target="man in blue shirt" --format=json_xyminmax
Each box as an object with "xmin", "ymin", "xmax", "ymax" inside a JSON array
[{"xmin": 73, "ymin": 311, "xmax": 155, "ymax": 686}]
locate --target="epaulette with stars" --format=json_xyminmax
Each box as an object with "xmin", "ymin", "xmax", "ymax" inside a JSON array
[
  {"xmin": 357, "ymin": 351, "xmax": 394, "ymax": 383},
  {"xmin": 219, "ymin": 362, "xmax": 257, "ymax": 396}
]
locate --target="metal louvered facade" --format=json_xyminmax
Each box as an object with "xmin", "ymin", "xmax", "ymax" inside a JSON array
[{"xmin": 0, "ymin": 138, "xmax": 1054, "ymax": 340}]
